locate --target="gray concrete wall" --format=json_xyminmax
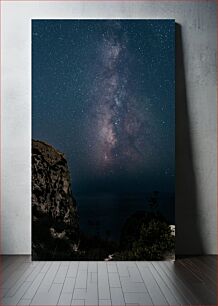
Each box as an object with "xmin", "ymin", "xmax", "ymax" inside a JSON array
[{"xmin": 1, "ymin": 1, "xmax": 217, "ymax": 255}]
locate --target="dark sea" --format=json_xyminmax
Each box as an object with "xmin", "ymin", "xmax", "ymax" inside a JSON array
[{"xmin": 75, "ymin": 192, "xmax": 175, "ymax": 240}]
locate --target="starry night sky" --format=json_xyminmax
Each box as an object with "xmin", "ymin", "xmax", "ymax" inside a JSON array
[{"xmin": 32, "ymin": 20, "xmax": 175, "ymax": 196}]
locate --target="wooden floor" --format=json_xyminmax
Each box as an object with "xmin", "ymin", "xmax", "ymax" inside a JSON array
[{"xmin": 0, "ymin": 256, "xmax": 216, "ymax": 305}]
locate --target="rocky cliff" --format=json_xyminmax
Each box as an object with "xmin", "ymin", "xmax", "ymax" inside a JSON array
[{"xmin": 32, "ymin": 140, "xmax": 79, "ymax": 260}]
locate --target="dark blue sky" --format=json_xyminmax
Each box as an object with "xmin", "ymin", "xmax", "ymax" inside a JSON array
[{"xmin": 32, "ymin": 20, "xmax": 175, "ymax": 195}]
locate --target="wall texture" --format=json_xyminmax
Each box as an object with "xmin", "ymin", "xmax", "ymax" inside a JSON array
[{"xmin": 1, "ymin": 1, "xmax": 217, "ymax": 255}]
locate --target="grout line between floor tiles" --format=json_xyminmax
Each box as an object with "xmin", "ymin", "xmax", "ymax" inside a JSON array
[
  {"xmin": 105, "ymin": 261, "xmax": 112, "ymax": 304},
  {"xmin": 157, "ymin": 261, "xmax": 196, "ymax": 304},
  {"xmin": 7, "ymin": 261, "xmax": 45, "ymax": 299},
  {"xmin": 48, "ymin": 262, "xmax": 61, "ymax": 292},
  {"xmin": 25, "ymin": 261, "xmax": 53, "ymax": 305},
  {"xmin": 70, "ymin": 262, "xmax": 80, "ymax": 305},
  {"xmin": 115, "ymin": 262, "xmax": 126, "ymax": 305},
  {"xmin": 57, "ymin": 259, "xmax": 71, "ymax": 305},
  {"xmin": 136, "ymin": 261, "xmax": 165, "ymax": 306}
]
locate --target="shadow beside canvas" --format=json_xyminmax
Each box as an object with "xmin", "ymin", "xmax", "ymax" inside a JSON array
[{"xmin": 175, "ymin": 24, "xmax": 205, "ymax": 256}]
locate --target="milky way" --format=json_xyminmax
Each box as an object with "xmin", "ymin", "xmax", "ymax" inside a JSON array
[
  {"xmin": 32, "ymin": 20, "xmax": 175, "ymax": 194},
  {"xmin": 88, "ymin": 21, "xmax": 170, "ymax": 178}
]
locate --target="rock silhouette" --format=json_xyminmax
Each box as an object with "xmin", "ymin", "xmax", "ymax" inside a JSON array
[{"xmin": 32, "ymin": 140, "xmax": 79, "ymax": 260}]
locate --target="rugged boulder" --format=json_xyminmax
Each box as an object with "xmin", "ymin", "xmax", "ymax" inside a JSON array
[{"xmin": 32, "ymin": 139, "xmax": 79, "ymax": 260}]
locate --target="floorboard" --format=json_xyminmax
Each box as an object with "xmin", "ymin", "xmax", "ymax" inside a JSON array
[{"xmin": 0, "ymin": 256, "xmax": 216, "ymax": 305}]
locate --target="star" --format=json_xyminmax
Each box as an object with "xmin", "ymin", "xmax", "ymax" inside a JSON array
[{"xmin": 33, "ymin": 19, "xmax": 175, "ymax": 195}]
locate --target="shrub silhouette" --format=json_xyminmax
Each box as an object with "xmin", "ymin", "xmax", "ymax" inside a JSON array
[{"xmin": 114, "ymin": 211, "xmax": 174, "ymax": 260}]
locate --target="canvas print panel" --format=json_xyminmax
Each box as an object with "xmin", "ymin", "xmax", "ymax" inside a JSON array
[{"xmin": 32, "ymin": 20, "xmax": 175, "ymax": 260}]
